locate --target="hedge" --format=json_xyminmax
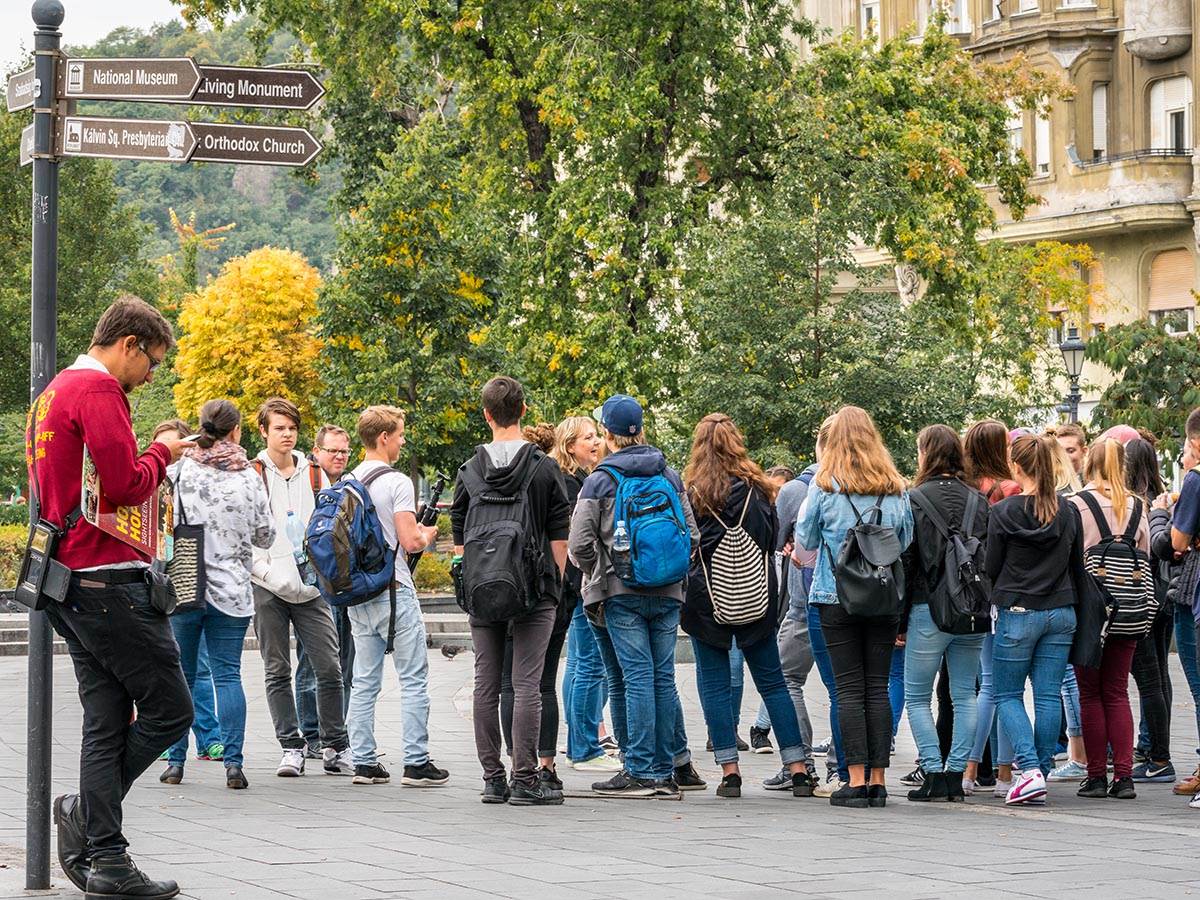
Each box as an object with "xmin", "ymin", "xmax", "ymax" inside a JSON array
[
  {"xmin": 0, "ymin": 524, "xmax": 25, "ymax": 587},
  {"xmin": 413, "ymin": 552, "xmax": 453, "ymax": 593},
  {"xmin": 0, "ymin": 503, "xmax": 30, "ymax": 527}
]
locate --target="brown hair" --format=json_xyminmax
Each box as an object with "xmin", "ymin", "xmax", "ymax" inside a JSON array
[
  {"xmin": 152, "ymin": 418, "xmax": 192, "ymax": 441},
  {"xmin": 608, "ymin": 431, "xmax": 646, "ymax": 450},
  {"xmin": 1049, "ymin": 440, "xmax": 1082, "ymax": 494},
  {"xmin": 814, "ymin": 407, "xmax": 906, "ymax": 496},
  {"xmin": 684, "ymin": 414, "xmax": 776, "ymax": 518},
  {"xmin": 1010, "ymin": 435, "xmax": 1059, "ymax": 525},
  {"xmin": 766, "ymin": 465, "xmax": 796, "ymax": 482},
  {"xmin": 1052, "ymin": 422, "xmax": 1087, "ymax": 448},
  {"xmin": 551, "ymin": 416, "xmax": 597, "ymax": 475},
  {"xmin": 1084, "ymin": 437, "xmax": 1129, "ymax": 520},
  {"xmin": 522, "ymin": 422, "xmax": 555, "ymax": 453},
  {"xmin": 314, "ymin": 424, "xmax": 349, "ymax": 448},
  {"xmin": 481, "ymin": 376, "xmax": 524, "ymax": 427},
  {"xmin": 964, "ymin": 419, "xmax": 1013, "ymax": 488},
  {"xmin": 913, "ymin": 424, "xmax": 965, "ymax": 487},
  {"xmin": 196, "ymin": 399, "xmax": 241, "ymax": 450},
  {"xmin": 356, "ymin": 405, "xmax": 405, "ymax": 450},
  {"xmin": 1187, "ymin": 408, "xmax": 1200, "ymax": 441},
  {"xmin": 91, "ymin": 295, "xmax": 175, "ymax": 351},
  {"xmin": 257, "ymin": 397, "xmax": 301, "ymax": 432}
]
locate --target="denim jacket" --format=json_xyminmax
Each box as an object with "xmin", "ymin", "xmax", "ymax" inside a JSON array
[{"xmin": 797, "ymin": 483, "xmax": 914, "ymax": 606}]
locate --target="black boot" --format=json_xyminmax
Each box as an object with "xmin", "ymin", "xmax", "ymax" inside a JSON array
[
  {"xmin": 158, "ymin": 766, "xmax": 183, "ymax": 785},
  {"xmin": 944, "ymin": 771, "xmax": 965, "ymax": 802},
  {"xmin": 907, "ymin": 771, "xmax": 948, "ymax": 802},
  {"xmin": 53, "ymin": 794, "xmax": 89, "ymax": 892},
  {"xmin": 84, "ymin": 853, "xmax": 179, "ymax": 899}
]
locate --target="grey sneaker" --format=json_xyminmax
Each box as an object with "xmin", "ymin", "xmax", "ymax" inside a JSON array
[
  {"xmin": 323, "ymin": 747, "xmax": 354, "ymax": 776},
  {"xmin": 276, "ymin": 748, "xmax": 305, "ymax": 777},
  {"xmin": 762, "ymin": 768, "xmax": 792, "ymax": 791}
]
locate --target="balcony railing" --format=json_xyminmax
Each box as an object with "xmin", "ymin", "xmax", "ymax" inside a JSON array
[{"xmin": 1072, "ymin": 147, "xmax": 1193, "ymax": 168}]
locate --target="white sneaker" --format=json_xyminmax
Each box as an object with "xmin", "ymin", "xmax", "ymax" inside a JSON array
[
  {"xmin": 276, "ymin": 748, "xmax": 305, "ymax": 777},
  {"xmin": 1006, "ymin": 770, "xmax": 1047, "ymax": 805},
  {"xmin": 323, "ymin": 747, "xmax": 354, "ymax": 776},
  {"xmin": 571, "ymin": 754, "xmax": 622, "ymax": 772},
  {"xmin": 814, "ymin": 776, "xmax": 845, "ymax": 798},
  {"xmin": 1048, "ymin": 759, "xmax": 1088, "ymax": 782},
  {"xmin": 962, "ymin": 778, "xmax": 975, "ymax": 796},
  {"xmin": 1189, "ymin": 791, "xmax": 1200, "ymax": 810},
  {"xmin": 992, "ymin": 779, "xmax": 1011, "ymax": 798}
]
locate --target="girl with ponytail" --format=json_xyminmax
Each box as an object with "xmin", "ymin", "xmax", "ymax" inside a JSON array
[
  {"xmin": 985, "ymin": 434, "xmax": 1086, "ymax": 807},
  {"xmin": 1068, "ymin": 439, "xmax": 1151, "ymax": 800}
]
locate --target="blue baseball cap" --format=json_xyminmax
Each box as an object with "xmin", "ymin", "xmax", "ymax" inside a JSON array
[{"xmin": 600, "ymin": 394, "xmax": 643, "ymax": 436}]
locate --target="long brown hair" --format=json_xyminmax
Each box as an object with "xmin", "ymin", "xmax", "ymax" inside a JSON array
[
  {"xmin": 964, "ymin": 419, "xmax": 1013, "ymax": 488},
  {"xmin": 683, "ymin": 414, "xmax": 776, "ymax": 518},
  {"xmin": 814, "ymin": 407, "xmax": 906, "ymax": 496},
  {"xmin": 913, "ymin": 424, "xmax": 965, "ymax": 487},
  {"xmin": 1084, "ymin": 437, "xmax": 1129, "ymax": 520},
  {"xmin": 1010, "ymin": 434, "xmax": 1058, "ymax": 525}
]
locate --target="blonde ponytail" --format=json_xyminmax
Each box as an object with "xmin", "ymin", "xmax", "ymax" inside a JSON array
[{"xmin": 1084, "ymin": 438, "xmax": 1129, "ymax": 520}]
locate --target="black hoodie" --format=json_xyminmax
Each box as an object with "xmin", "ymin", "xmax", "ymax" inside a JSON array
[
  {"xmin": 985, "ymin": 494, "xmax": 1085, "ymax": 610},
  {"xmin": 450, "ymin": 441, "xmax": 571, "ymax": 549}
]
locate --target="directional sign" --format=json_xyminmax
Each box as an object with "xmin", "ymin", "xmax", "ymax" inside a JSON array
[
  {"xmin": 62, "ymin": 57, "xmax": 201, "ymax": 101},
  {"xmin": 190, "ymin": 122, "xmax": 322, "ymax": 167},
  {"xmin": 19, "ymin": 125, "xmax": 33, "ymax": 167},
  {"xmin": 183, "ymin": 65, "xmax": 325, "ymax": 110},
  {"xmin": 58, "ymin": 116, "xmax": 196, "ymax": 163},
  {"xmin": 6, "ymin": 67, "xmax": 36, "ymax": 112}
]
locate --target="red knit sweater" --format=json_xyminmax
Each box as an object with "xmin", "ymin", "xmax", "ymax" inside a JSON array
[{"xmin": 26, "ymin": 364, "xmax": 171, "ymax": 569}]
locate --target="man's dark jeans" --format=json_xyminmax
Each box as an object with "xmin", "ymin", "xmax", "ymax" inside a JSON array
[
  {"xmin": 46, "ymin": 578, "xmax": 193, "ymax": 859},
  {"xmin": 295, "ymin": 608, "xmax": 355, "ymax": 745}
]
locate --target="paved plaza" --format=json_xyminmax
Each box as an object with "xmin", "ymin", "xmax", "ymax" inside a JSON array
[{"xmin": 2, "ymin": 648, "xmax": 1200, "ymax": 899}]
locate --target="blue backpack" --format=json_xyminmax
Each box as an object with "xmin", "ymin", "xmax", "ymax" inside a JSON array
[
  {"xmin": 306, "ymin": 467, "xmax": 398, "ymax": 610},
  {"xmin": 600, "ymin": 464, "xmax": 691, "ymax": 588}
]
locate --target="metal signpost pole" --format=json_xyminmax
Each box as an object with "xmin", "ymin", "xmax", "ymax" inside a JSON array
[{"xmin": 27, "ymin": 0, "xmax": 64, "ymax": 888}]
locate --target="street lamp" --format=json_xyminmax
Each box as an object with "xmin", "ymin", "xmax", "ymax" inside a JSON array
[{"xmin": 1059, "ymin": 326, "xmax": 1086, "ymax": 424}]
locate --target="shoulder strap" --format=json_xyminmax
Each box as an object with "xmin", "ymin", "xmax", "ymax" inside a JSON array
[
  {"xmin": 909, "ymin": 490, "xmax": 952, "ymax": 541},
  {"xmin": 309, "ymin": 462, "xmax": 323, "ymax": 496},
  {"xmin": 843, "ymin": 493, "xmax": 866, "ymax": 526},
  {"xmin": 1077, "ymin": 490, "xmax": 1114, "ymax": 541},
  {"xmin": 962, "ymin": 488, "xmax": 980, "ymax": 535},
  {"xmin": 174, "ymin": 460, "xmax": 190, "ymax": 526},
  {"xmin": 361, "ymin": 465, "xmax": 402, "ymax": 488},
  {"xmin": 735, "ymin": 484, "xmax": 753, "ymax": 528},
  {"xmin": 26, "ymin": 390, "xmax": 83, "ymax": 533},
  {"xmin": 1122, "ymin": 497, "xmax": 1144, "ymax": 544}
]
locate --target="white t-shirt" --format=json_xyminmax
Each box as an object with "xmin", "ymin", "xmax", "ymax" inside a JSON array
[
  {"xmin": 351, "ymin": 460, "xmax": 418, "ymax": 593},
  {"xmin": 485, "ymin": 439, "xmax": 526, "ymax": 467}
]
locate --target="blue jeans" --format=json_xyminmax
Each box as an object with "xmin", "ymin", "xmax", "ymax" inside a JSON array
[
  {"xmin": 563, "ymin": 598, "xmax": 607, "ymax": 762},
  {"xmin": 1061, "ymin": 664, "xmax": 1082, "ymax": 739},
  {"xmin": 970, "ymin": 632, "xmax": 1013, "ymax": 765},
  {"xmin": 346, "ymin": 585, "xmax": 430, "ymax": 767},
  {"xmin": 729, "ymin": 640, "xmax": 746, "ymax": 727},
  {"xmin": 808, "ymin": 602, "xmax": 848, "ymax": 782},
  {"xmin": 992, "ymin": 606, "xmax": 1076, "ymax": 775},
  {"xmin": 693, "ymin": 635, "xmax": 807, "ymax": 766},
  {"xmin": 168, "ymin": 604, "xmax": 252, "ymax": 767},
  {"xmin": 598, "ymin": 596, "xmax": 684, "ymax": 779},
  {"xmin": 1176, "ymin": 605, "xmax": 1200, "ymax": 757},
  {"xmin": 903, "ymin": 604, "xmax": 985, "ymax": 773},
  {"xmin": 190, "ymin": 640, "xmax": 221, "ymax": 751},
  {"xmin": 889, "ymin": 646, "xmax": 905, "ymax": 736}
]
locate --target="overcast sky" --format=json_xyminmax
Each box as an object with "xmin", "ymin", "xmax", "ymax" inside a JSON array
[{"xmin": 2, "ymin": 1, "xmax": 185, "ymax": 73}]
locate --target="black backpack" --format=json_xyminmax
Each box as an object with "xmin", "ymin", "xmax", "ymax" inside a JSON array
[
  {"xmin": 826, "ymin": 494, "xmax": 905, "ymax": 618},
  {"xmin": 1077, "ymin": 491, "xmax": 1155, "ymax": 640},
  {"xmin": 909, "ymin": 488, "xmax": 990, "ymax": 635},
  {"xmin": 456, "ymin": 450, "xmax": 552, "ymax": 624}
]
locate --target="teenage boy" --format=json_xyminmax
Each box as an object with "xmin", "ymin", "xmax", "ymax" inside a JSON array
[
  {"xmin": 251, "ymin": 397, "xmax": 352, "ymax": 777},
  {"xmin": 452, "ymin": 376, "xmax": 571, "ymax": 805},
  {"xmin": 569, "ymin": 395, "xmax": 701, "ymax": 797},
  {"xmin": 1055, "ymin": 423, "xmax": 1087, "ymax": 476},
  {"xmin": 345, "ymin": 405, "xmax": 449, "ymax": 786},
  {"xmin": 295, "ymin": 423, "xmax": 355, "ymax": 754},
  {"xmin": 38, "ymin": 297, "xmax": 192, "ymax": 898}
]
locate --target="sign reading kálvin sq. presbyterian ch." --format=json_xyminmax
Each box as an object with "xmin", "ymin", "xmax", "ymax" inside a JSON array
[{"xmin": 59, "ymin": 116, "xmax": 197, "ymax": 162}]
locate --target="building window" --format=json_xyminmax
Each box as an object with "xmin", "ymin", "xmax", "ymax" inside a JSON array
[
  {"xmin": 947, "ymin": 0, "xmax": 970, "ymax": 32},
  {"xmin": 1035, "ymin": 113, "xmax": 1051, "ymax": 174},
  {"xmin": 1152, "ymin": 308, "xmax": 1195, "ymax": 335},
  {"xmin": 1150, "ymin": 76, "xmax": 1193, "ymax": 153},
  {"xmin": 1148, "ymin": 248, "xmax": 1196, "ymax": 334},
  {"xmin": 1007, "ymin": 103, "xmax": 1024, "ymax": 162},
  {"xmin": 1059, "ymin": 0, "xmax": 1094, "ymax": 7},
  {"xmin": 1092, "ymin": 83, "xmax": 1108, "ymax": 159},
  {"xmin": 1048, "ymin": 313, "xmax": 1066, "ymax": 346},
  {"xmin": 861, "ymin": 1, "xmax": 880, "ymax": 44},
  {"xmin": 987, "ymin": 0, "xmax": 1001, "ymax": 20},
  {"xmin": 1018, "ymin": 0, "xmax": 1040, "ymax": 12}
]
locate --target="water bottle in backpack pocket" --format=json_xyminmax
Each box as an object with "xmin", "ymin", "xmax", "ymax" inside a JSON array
[{"xmin": 600, "ymin": 465, "xmax": 691, "ymax": 589}]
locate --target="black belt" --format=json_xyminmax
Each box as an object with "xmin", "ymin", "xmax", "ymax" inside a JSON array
[{"xmin": 70, "ymin": 568, "xmax": 147, "ymax": 586}]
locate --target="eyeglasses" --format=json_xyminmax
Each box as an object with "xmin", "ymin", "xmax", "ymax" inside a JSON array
[
  {"xmin": 318, "ymin": 447, "xmax": 351, "ymax": 458},
  {"xmin": 137, "ymin": 342, "xmax": 163, "ymax": 373}
]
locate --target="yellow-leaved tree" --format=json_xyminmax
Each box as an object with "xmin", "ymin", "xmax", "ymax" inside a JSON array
[{"xmin": 174, "ymin": 247, "xmax": 322, "ymax": 429}]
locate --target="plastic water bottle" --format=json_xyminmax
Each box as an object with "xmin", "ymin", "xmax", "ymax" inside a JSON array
[
  {"xmin": 286, "ymin": 511, "xmax": 317, "ymax": 586},
  {"xmin": 612, "ymin": 519, "xmax": 633, "ymax": 581}
]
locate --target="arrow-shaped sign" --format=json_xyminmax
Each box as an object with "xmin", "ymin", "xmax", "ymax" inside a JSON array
[
  {"xmin": 62, "ymin": 57, "xmax": 202, "ymax": 101},
  {"xmin": 6, "ymin": 67, "xmax": 36, "ymax": 112},
  {"xmin": 190, "ymin": 122, "xmax": 322, "ymax": 166},
  {"xmin": 183, "ymin": 65, "xmax": 325, "ymax": 110},
  {"xmin": 58, "ymin": 116, "xmax": 197, "ymax": 163}
]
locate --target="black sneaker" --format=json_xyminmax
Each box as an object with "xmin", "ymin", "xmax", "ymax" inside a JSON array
[
  {"xmin": 158, "ymin": 765, "xmax": 183, "ymax": 785},
  {"xmin": 599, "ymin": 734, "xmax": 620, "ymax": 755},
  {"xmin": 654, "ymin": 777, "xmax": 681, "ymax": 798},
  {"xmin": 829, "ymin": 784, "xmax": 870, "ymax": 809},
  {"xmin": 592, "ymin": 770, "xmax": 657, "ymax": 797},
  {"xmin": 868, "ymin": 785, "xmax": 888, "ymax": 808},
  {"xmin": 736, "ymin": 734, "xmax": 749, "ymax": 752},
  {"xmin": 899, "ymin": 767, "xmax": 924, "ymax": 788},
  {"xmin": 976, "ymin": 771, "xmax": 997, "ymax": 788},
  {"xmin": 762, "ymin": 768, "xmax": 792, "ymax": 791},
  {"xmin": 673, "ymin": 762, "xmax": 708, "ymax": 791},
  {"xmin": 84, "ymin": 853, "xmax": 179, "ymax": 900},
  {"xmin": 538, "ymin": 766, "xmax": 564, "ymax": 796},
  {"xmin": 353, "ymin": 763, "xmax": 391, "ymax": 785},
  {"xmin": 749, "ymin": 726, "xmax": 774, "ymax": 754},
  {"xmin": 1077, "ymin": 776, "xmax": 1108, "ymax": 799},
  {"xmin": 792, "ymin": 770, "xmax": 817, "ymax": 798},
  {"xmin": 481, "ymin": 775, "xmax": 510, "ymax": 804},
  {"xmin": 510, "ymin": 778, "xmax": 565, "ymax": 805},
  {"xmin": 401, "ymin": 759, "xmax": 449, "ymax": 787},
  {"xmin": 225, "ymin": 765, "xmax": 249, "ymax": 790},
  {"xmin": 711, "ymin": 735, "xmax": 751, "ymax": 751},
  {"xmin": 1108, "ymin": 776, "xmax": 1136, "ymax": 799},
  {"xmin": 717, "ymin": 773, "xmax": 742, "ymax": 798}
]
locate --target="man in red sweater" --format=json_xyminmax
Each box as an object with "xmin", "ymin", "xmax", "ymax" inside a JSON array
[{"xmin": 30, "ymin": 297, "xmax": 193, "ymax": 900}]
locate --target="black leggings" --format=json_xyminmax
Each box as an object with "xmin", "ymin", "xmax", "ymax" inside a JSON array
[
  {"xmin": 501, "ymin": 621, "xmax": 569, "ymax": 759},
  {"xmin": 1131, "ymin": 604, "xmax": 1174, "ymax": 762}
]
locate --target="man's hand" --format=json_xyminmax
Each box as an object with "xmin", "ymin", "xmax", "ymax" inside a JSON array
[
  {"xmin": 155, "ymin": 437, "xmax": 195, "ymax": 463},
  {"xmin": 894, "ymin": 634, "xmax": 906, "ymax": 648},
  {"xmin": 1153, "ymin": 491, "xmax": 1172, "ymax": 511}
]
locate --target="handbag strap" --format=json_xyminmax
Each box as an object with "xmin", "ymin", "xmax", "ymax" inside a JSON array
[{"xmin": 174, "ymin": 460, "xmax": 190, "ymax": 527}]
